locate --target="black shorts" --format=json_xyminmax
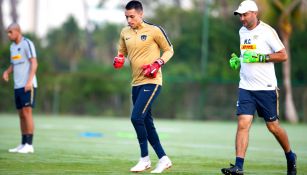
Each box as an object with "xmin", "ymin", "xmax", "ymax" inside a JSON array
[
  {"xmin": 236, "ymin": 88, "xmax": 279, "ymax": 122},
  {"xmin": 14, "ymin": 87, "xmax": 36, "ymax": 109}
]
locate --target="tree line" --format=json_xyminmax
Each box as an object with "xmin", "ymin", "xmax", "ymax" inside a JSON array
[{"xmin": 0, "ymin": 1, "xmax": 307, "ymax": 122}]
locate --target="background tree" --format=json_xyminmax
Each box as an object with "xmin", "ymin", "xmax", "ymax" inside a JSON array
[
  {"xmin": 83, "ymin": 0, "xmax": 94, "ymax": 59},
  {"xmin": 92, "ymin": 23, "xmax": 121, "ymax": 64},
  {"xmin": 46, "ymin": 16, "xmax": 84, "ymax": 72},
  {"xmin": 0, "ymin": 0, "xmax": 5, "ymax": 44},
  {"xmin": 9, "ymin": 0, "xmax": 18, "ymax": 22},
  {"xmin": 1, "ymin": 1, "xmax": 306, "ymax": 121}
]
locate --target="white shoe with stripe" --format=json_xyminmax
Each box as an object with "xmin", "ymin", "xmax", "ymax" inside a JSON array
[
  {"xmin": 17, "ymin": 143, "xmax": 34, "ymax": 154},
  {"xmin": 151, "ymin": 156, "xmax": 172, "ymax": 173},
  {"xmin": 8, "ymin": 144, "xmax": 24, "ymax": 153},
  {"xmin": 130, "ymin": 156, "xmax": 151, "ymax": 172}
]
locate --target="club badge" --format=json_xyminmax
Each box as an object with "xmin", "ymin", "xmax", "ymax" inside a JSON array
[{"xmin": 140, "ymin": 35, "xmax": 147, "ymax": 41}]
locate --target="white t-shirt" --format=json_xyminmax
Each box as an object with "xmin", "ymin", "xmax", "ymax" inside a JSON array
[
  {"xmin": 239, "ymin": 21, "xmax": 284, "ymax": 91},
  {"xmin": 10, "ymin": 37, "xmax": 38, "ymax": 89}
]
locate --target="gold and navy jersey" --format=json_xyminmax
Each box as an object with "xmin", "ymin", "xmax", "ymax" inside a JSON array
[{"xmin": 118, "ymin": 21, "xmax": 173, "ymax": 86}]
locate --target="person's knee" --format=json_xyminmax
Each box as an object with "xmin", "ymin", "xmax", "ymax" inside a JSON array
[
  {"xmin": 267, "ymin": 122, "xmax": 280, "ymax": 134},
  {"xmin": 145, "ymin": 124, "xmax": 155, "ymax": 131},
  {"xmin": 237, "ymin": 115, "xmax": 253, "ymax": 131},
  {"xmin": 131, "ymin": 115, "xmax": 144, "ymax": 125},
  {"xmin": 19, "ymin": 110, "xmax": 26, "ymax": 119},
  {"xmin": 19, "ymin": 113, "xmax": 26, "ymax": 120},
  {"xmin": 237, "ymin": 124, "xmax": 249, "ymax": 132},
  {"xmin": 237, "ymin": 120, "xmax": 251, "ymax": 131},
  {"xmin": 21, "ymin": 107, "xmax": 31, "ymax": 115}
]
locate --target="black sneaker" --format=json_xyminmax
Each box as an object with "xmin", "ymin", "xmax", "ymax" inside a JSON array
[
  {"xmin": 221, "ymin": 163, "xmax": 244, "ymax": 175},
  {"xmin": 287, "ymin": 153, "xmax": 297, "ymax": 175}
]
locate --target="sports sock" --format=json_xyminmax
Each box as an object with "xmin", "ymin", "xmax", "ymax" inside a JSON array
[
  {"xmin": 141, "ymin": 156, "xmax": 150, "ymax": 162},
  {"xmin": 22, "ymin": 135, "xmax": 26, "ymax": 145},
  {"xmin": 235, "ymin": 157, "xmax": 244, "ymax": 170},
  {"xmin": 285, "ymin": 150, "xmax": 295, "ymax": 162},
  {"xmin": 25, "ymin": 134, "xmax": 33, "ymax": 145}
]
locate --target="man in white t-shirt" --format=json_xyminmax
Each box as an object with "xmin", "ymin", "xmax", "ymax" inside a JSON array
[
  {"xmin": 2, "ymin": 23, "xmax": 38, "ymax": 154},
  {"xmin": 221, "ymin": 1, "xmax": 297, "ymax": 175}
]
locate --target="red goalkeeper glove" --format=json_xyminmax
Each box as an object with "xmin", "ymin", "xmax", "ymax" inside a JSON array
[
  {"xmin": 113, "ymin": 54, "xmax": 125, "ymax": 69},
  {"xmin": 142, "ymin": 59, "xmax": 164, "ymax": 78}
]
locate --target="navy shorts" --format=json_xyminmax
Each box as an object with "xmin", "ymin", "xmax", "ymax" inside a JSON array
[
  {"xmin": 237, "ymin": 88, "xmax": 279, "ymax": 122},
  {"xmin": 14, "ymin": 87, "xmax": 36, "ymax": 109}
]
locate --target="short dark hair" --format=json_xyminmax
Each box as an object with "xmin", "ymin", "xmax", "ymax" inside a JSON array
[{"xmin": 125, "ymin": 0, "xmax": 143, "ymax": 11}]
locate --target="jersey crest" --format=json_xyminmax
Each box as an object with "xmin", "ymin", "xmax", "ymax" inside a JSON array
[
  {"xmin": 241, "ymin": 38, "xmax": 256, "ymax": 50},
  {"xmin": 140, "ymin": 35, "xmax": 147, "ymax": 41}
]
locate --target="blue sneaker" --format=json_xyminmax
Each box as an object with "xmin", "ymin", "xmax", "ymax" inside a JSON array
[
  {"xmin": 287, "ymin": 153, "xmax": 297, "ymax": 175},
  {"xmin": 221, "ymin": 163, "xmax": 244, "ymax": 175}
]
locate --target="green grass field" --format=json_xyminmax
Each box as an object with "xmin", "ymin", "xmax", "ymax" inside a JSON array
[{"xmin": 0, "ymin": 114, "xmax": 306, "ymax": 175}]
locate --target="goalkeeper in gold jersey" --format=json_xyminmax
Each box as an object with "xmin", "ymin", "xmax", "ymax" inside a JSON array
[{"xmin": 113, "ymin": 1, "xmax": 173, "ymax": 173}]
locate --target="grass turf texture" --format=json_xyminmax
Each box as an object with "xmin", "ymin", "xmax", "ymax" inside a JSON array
[{"xmin": 0, "ymin": 114, "xmax": 306, "ymax": 175}]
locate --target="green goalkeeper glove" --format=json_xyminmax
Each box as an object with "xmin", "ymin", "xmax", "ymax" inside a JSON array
[
  {"xmin": 229, "ymin": 53, "xmax": 240, "ymax": 70},
  {"xmin": 243, "ymin": 50, "xmax": 268, "ymax": 63}
]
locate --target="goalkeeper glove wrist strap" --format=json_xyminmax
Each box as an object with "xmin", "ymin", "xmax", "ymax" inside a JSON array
[
  {"xmin": 155, "ymin": 58, "xmax": 164, "ymax": 66},
  {"xmin": 265, "ymin": 54, "xmax": 270, "ymax": 62},
  {"xmin": 259, "ymin": 54, "xmax": 270, "ymax": 62}
]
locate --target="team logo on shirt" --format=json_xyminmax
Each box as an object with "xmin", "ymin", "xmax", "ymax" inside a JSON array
[
  {"xmin": 241, "ymin": 38, "xmax": 256, "ymax": 50},
  {"xmin": 140, "ymin": 35, "xmax": 147, "ymax": 41},
  {"xmin": 11, "ymin": 54, "xmax": 22, "ymax": 60},
  {"xmin": 244, "ymin": 39, "xmax": 251, "ymax": 44},
  {"xmin": 241, "ymin": 44, "xmax": 256, "ymax": 50}
]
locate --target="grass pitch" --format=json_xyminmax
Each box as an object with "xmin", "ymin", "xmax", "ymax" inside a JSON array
[{"xmin": 0, "ymin": 114, "xmax": 306, "ymax": 175}]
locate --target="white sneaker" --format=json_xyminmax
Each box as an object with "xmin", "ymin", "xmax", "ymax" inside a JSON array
[
  {"xmin": 130, "ymin": 156, "xmax": 151, "ymax": 172},
  {"xmin": 17, "ymin": 144, "xmax": 34, "ymax": 154},
  {"xmin": 8, "ymin": 144, "xmax": 24, "ymax": 153},
  {"xmin": 151, "ymin": 156, "xmax": 172, "ymax": 173}
]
